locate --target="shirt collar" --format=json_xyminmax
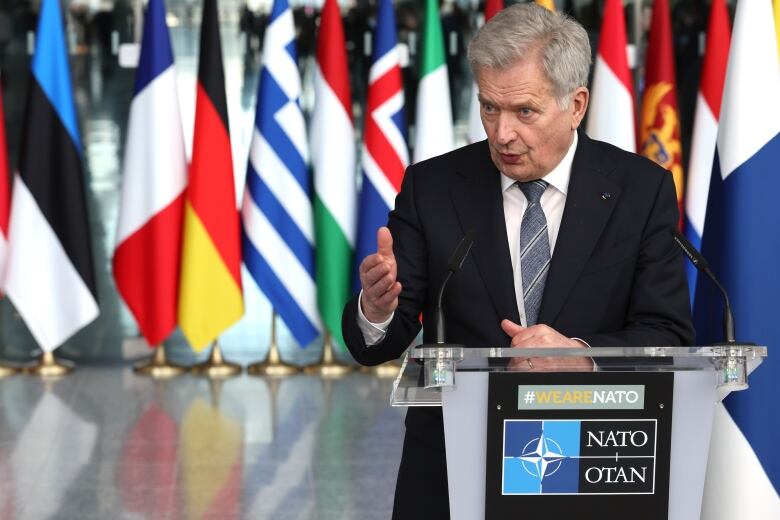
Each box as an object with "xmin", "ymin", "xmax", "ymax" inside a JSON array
[{"xmin": 500, "ymin": 131, "xmax": 578, "ymax": 196}]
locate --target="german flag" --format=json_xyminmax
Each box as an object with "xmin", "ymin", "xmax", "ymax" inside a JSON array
[{"xmin": 178, "ymin": 0, "xmax": 243, "ymax": 351}]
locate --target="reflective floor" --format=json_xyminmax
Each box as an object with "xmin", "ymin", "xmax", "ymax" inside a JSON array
[{"xmin": 0, "ymin": 368, "xmax": 405, "ymax": 519}]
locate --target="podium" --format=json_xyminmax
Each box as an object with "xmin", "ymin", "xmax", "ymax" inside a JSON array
[{"xmin": 390, "ymin": 345, "xmax": 767, "ymax": 520}]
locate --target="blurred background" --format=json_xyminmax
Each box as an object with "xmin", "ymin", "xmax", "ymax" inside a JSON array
[{"xmin": 0, "ymin": 0, "xmax": 720, "ymax": 365}]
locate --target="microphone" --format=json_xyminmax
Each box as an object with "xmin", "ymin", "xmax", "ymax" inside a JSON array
[
  {"xmin": 435, "ymin": 230, "xmax": 475, "ymax": 344},
  {"xmin": 670, "ymin": 227, "xmax": 735, "ymax": 343}
]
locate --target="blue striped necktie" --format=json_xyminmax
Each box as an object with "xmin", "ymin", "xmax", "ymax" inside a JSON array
[{"xmin": 517, "ymin": 180, "xmax": 550, "ymax": 326}]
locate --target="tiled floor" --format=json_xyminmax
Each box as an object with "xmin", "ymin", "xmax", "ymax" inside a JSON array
[{"xmin": 0, "ymin": 367, "xmax": 405, "ymax": 519}]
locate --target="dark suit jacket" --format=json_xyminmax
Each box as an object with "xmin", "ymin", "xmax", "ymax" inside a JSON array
[{"xmin": 342, "ymin": 131, "xmax": 694, "ymax": 459}]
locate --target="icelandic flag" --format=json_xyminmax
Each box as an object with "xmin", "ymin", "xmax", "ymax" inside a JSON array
[
  {"xmin": 683, "ymin": 0, "xmax": 729, "ymax": 306},
  {"xmin": 113, "ymin": 0, "xmax": 187, "ymax": 346},
  {"xmin": 241, "ymin": 0, "xmax": 322, "ymax": 348},
  {"xmin": 354, "ymin": 0, "xmax": 408, "ymax": 278},
  {"xmin": 4, "ymin": 0, "xmax": 99, "ymax": 351},
  {"xmin": 696, "ymin": 1, "xmax": 780, "ymax": 518}
]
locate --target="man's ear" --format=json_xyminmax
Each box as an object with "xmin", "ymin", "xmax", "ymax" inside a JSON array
[{"xmin": 570, "ymin": 87, "xmax": 589, "ymax": 130}]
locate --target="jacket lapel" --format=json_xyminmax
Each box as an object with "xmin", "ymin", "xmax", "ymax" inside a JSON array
[
  {"xmin": 450, "ymin": 142, "xmax": 521, "ymax": 325},
  {"xmin": 538, "ymin": 133, "xmax": 621, "ymax": 325}
]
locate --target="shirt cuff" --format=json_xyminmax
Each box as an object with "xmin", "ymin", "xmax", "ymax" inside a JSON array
[
  {"xmin": 571, "ymin": 337, "xmax": 598, "ymax": 372},
  {"xmin": 357, "ymin": 290, "xmax": 394, "ymax": 346}
]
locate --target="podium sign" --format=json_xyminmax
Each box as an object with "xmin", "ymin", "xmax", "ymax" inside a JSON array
[
  {"xmin": 485, "ymin": 372, "xmax": 674, "ymax": 519},
  {"xmin": 391, "ymin": 345, "xmax": 767, "ymax": 520}
]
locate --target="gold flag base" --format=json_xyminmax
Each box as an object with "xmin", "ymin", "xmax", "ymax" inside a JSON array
[
  {"xmin": 304, "ymin": 338, "xmax": 353, "ymax": 378},
  {"xmin": 359, "ymin": 361, "xmax": 401, "ymax": 378},
  {"xmin": 247, "ymin": 340, "xmax": 300, "ymax": 377},
  {"xmin": 0, "ymin": 363, "xmax": 20, "ymax": 378},
  {"xmin": 134, "ymin": 346, "xmax": 186, "ymax": 379},
  {"xmin": 190, "ymin": 342, "xmax": 242, "ymax": 378},
  {"xmin": 25, "ymin": 351, "xmax": 74, "ymax": 377}
]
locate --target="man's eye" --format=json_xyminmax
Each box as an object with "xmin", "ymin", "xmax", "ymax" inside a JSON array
[
  {"xmin": 519, "ymin": 108, "xmax": 533, "ymax": 117},
  {"xmin": 482, "ymin": 103, "xmax": 496, "ymax": 113}
]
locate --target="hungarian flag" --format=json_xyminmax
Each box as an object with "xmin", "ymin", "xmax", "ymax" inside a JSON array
[
  {"xmin": 4, "ymin": 0, "xmax": 99, "ymax": 351},
  {"xmin": 683, "ymin": 0, "xmax": 729, "ymax": 305},
  {"xmin": 113, "ymin": 0, "xmax": 187, "ymax": 346},
  {"xmin": 0, "ymin": 80, "xmax": 10, "ymax": 288},
  {"xmin": 467, "ymin": 0, "xmax": 503, "ymax": 143},
  {"xmin": 311, "ymin": 0, "xmax": 355, "ymax": 351},
  {"xmin": 639, "ymin": 0, "xmax": 684, "ymax": 228},
  {"xmin": 586, "ymin": 0, "xmax": 636, "ymax": 152},
  {"xmin": 413, "ymin": 0, "xmax": 453, "ymax": 163},
  {"xmin": 178, "ymin": 0, "xmax": 244, "ymax": 351}
]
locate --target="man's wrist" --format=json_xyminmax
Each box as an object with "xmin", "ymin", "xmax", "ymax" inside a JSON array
[{"xmin": 358, "ymin": 291, "xmax": 394, "ymax": 329}]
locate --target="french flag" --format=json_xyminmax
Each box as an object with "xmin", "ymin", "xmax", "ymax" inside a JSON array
[
  {"xmin": 695, "ymin": 1, "xmax": 780, "ymax": 517},
  {"xmin": 683, "ymin": 0, "xmax": 729, "ymax": 306},
  {"xmin": 354, "ymin": 0, "xmax": 408, "ymax": 280},
  {"xmin": 113, "ymin": 0, "xmax": 187, "ymax": 346},
  {"xmin": 586, "ymin": 0, "xmax": 635, "ymax": 152}
]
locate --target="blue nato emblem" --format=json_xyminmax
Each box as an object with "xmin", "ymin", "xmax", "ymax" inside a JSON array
[{"xmin": 503, "ymin": 420, "xmax": 581, "ymax": 494}]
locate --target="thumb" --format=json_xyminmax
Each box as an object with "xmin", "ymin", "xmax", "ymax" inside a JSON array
[
  {"xmin": 377, "ymin": 226, "xmax": 394, "ymax": 257},
  {"xmin": 501, "ymin": 319, "xmax": 524, "ymax": 337}
]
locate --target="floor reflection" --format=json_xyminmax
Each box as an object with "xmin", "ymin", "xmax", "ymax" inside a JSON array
[{"xmin": 0, "ymin": 369, "xmax": 404, "ymax": 519}]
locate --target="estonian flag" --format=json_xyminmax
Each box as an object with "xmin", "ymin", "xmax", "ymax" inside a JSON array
[{"xmin": 4, "ymin": 0, "xmax": 99, "ymax": 352}]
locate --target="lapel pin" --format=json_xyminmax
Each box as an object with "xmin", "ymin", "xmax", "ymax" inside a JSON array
[{"xmin": 601, "ymin": 192, "xmax": 612, "ymax": 200}]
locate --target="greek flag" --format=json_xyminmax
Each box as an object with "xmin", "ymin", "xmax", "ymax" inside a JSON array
[{"xmin": 241, "ymin": 0, "xmax": 321, "ymax": 347}]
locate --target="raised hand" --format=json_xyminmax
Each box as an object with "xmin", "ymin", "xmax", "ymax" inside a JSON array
[{"xmin": 359, "ymin": 227, "xmax": 402, "ymax": 323}]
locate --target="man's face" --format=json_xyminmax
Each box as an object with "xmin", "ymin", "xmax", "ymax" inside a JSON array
[{"xmin": 477, "ymin": 57, "xmax": 588, "ymax": 182}]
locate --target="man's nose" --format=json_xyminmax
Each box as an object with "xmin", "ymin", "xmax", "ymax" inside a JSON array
[{"xmin": 494, "ymin": 114, "xmax": 517, "ymax": 144}]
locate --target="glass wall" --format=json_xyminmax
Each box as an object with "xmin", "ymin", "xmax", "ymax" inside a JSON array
[{"xmin": 0, "ymin": 0, "xmax": 723, "ymax": 363}]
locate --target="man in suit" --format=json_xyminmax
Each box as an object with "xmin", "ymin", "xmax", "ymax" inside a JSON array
[{"xmin": 342, "ymin": 4, "xmax": 694, "ymax": 519}]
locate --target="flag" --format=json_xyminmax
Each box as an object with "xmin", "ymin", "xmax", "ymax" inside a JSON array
[
  {"xmin": 467, "ymin": 0, "xmax": 503, "ymax": 143},
  {"xmin": 4, "ymin": 0, "xmax": 98, "ymax": 352},
  {"xmin": 696, "ymin": 1, "xmax": 780, "ymax": 518},
  {"xmin": 413, "ymin": 0, "xmax": 453, "ymax": 163},
  {"xmin": 178, "ymin": 0, "xmax": 244, "ymax": 351},
  {"xmin": 241, "ymin": 0, "xmax": 321, "ymax": 348},
  {"xmin": 113, "ymin": 0, "xmax": 187, "ymax": 346},
  {"xmin": 683, "ymin": 0, "xmax": 729, "ymax": 305},
  {"xmin": 354, "ymin": 0, "xmax": 408, "ymax": 277},
  {"xmin": 0, "ymin": 80, "xmax": 10, "ymax": 288},
  {"xmin": 639, "ymin": 0, "xmax": 684, "ymax": 228},
  {"xmin": 311, "ymin": 0, "xmax": 355, "ymax": 351},
  {"xmin": 536, "ymin": 0, "xmax": 555, "ymax": 11},
  {"xmin": 586, "ymin": 0, "xmax": 636, "ymax": 152}
]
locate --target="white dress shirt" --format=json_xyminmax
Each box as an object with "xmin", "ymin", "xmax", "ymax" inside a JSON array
[{"xmin": 358, "ymin": 132, "xmax": 579, "ymax": 345}]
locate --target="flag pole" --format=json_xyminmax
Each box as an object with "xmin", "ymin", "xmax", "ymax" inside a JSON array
[
  {"xmin": 25, "ymin": 350, "xmax": 74, "ymax": 377},
  {"xmin": 304, "ymin": 332, "xmax": 352, "ymax": 377},
  {"xmin": 134, "ymin": 344, "xmax": 186, "ymax": 378},
  {"xmin": 360, "ymin": 359, "xmax": 402, "ymax": 378},
  {"xmin": 247, "ymin": 310, "xmax": 300, "ymax": 376},
  {"xmin": 190, "ymin": 340, "xmax": 242, "ymax": 378},
  {"xmin": 0, "ymin": 361, "xmax": 19, "ymax": 377}
]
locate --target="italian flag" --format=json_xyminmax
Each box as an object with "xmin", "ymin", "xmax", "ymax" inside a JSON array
[
  {"xmin": 413, "ymin": 0, "xmax": 453, "ymax": 163},
  {"xmin": 311, "ymin": 0, "xmax": 355, "ymax": 351}
]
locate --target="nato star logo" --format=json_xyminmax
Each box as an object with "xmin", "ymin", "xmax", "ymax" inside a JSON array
[{"xmin": 519, "ymin": 433, "xmax": 566, "ymax": 479}]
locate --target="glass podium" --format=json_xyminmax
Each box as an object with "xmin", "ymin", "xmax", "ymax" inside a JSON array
[
  {"xmin": 390, "ymin": 345, "xmax": 766, "ymax": 407},
  {"xmin": 389, "ymin": 344, "xmax": 767, "ymax": 520}
]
